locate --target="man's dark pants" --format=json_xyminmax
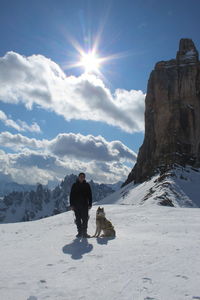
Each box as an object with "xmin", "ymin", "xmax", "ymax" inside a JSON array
[{"xmin": 74, "ymin": 206, "xmax": 89, "ymax": 234}]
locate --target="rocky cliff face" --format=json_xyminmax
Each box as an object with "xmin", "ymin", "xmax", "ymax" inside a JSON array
[{"xmin": 124, "ymin": 38, "xmax": 200, "ymax": 185}]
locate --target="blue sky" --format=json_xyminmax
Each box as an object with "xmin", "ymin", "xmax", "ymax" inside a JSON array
[{"xmin": 0, "ymin": 0, "xmax": 200, "ymax": 186}]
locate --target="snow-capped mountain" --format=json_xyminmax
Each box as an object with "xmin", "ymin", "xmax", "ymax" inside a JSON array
[{"xmin": 0, "ymin": 174, "xmax": 120, "ymax": 223}]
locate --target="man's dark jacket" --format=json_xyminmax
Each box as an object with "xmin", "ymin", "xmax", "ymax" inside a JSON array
[{"xmin": 70, "ymin": 180, "xmax": 92, "ymax": 209}]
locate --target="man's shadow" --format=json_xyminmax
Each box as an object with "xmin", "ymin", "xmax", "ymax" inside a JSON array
[{"xmin": 62, "ymin": 238, "xmax": 93, "ymax": 260}]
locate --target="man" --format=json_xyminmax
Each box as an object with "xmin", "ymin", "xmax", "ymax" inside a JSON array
[{"xmin": 70, "ymin": 172, "xmax": 92, "ymax": 238}]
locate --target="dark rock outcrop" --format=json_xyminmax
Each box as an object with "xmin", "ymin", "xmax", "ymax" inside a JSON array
[{"xmin": 124, "ymin": 38, "xmax": 200, "ymax": 185}]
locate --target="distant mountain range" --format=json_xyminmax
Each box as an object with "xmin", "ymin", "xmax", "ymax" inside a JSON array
[
  {"xmin": 0, "ymin": 174, "xmax": 122, "ymax": 223},
  {"xmin": 0, "ymin": 181, "xmax": 36, "ymax": 197}
]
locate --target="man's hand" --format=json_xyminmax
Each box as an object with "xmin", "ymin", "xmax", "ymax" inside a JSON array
[
  {"xmin": 70, "ymin": 206, "xmax": 75, "ymax": 211},
  {"xmin": 88, "ymin": 205, "xmax": 92, "ymax": 210}
]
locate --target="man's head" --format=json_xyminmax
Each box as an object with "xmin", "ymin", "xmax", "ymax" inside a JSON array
[{"xmin": 78, "ymin": 172, "xmax": 86, "ymax": 183}]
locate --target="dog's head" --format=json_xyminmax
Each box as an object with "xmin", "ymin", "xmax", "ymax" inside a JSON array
[{"xmin": 96, "ymin": 206, "xmax": 105, "ymax": 217}]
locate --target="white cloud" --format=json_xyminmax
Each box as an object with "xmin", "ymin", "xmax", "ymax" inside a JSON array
[
  {"xmin": 0, "ymin": 109, "xmax": 41, "ymax": 133},
  {"xmin": 0, "ymin": 131, "xmax": 137, "ymax": 185},
  {"xmin": 0, "ymin": 150, "xmax": 133, "ymax": 185},
  {"xmin": 0, "ymin": 131, "xmax": 45, "ymax": 150},
  {"xmin": 0, "ymin": 131, "xmax": 137, "ymax": 162},
  {"xmin": 48, "ymin": 133, "xmax": 137, "ymax": 162},
  {"xmin": 0, "ymin": 51, "xmax": 145, "ymax": 133},
  {"xmin": 17, "ymin": 119, "xmax": 41, "ymax": 133}
]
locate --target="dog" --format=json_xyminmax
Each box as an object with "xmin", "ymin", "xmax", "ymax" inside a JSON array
[{"xmin": 93, "ymin": 207, "xmax": 116, "ymax": 237}]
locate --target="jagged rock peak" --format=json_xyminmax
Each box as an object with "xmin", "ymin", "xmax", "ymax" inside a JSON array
[
  {"xmin": 176, "ymin": 38, "xmax": 199, "ymax": 63},
  {"xmin": 178, "ymin": 38, "xmax": 197, "ymax": 52},
  {"xmin": 155, "ymin": 38, "xmax": 199, "ymax": 69},
  {"xmin": 123, "ymin": 38, "xmax": 200, "ymax": 186}
]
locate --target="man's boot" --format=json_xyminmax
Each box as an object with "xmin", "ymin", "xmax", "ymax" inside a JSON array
[
  {"xmin": 82, "ymin": 229, "xmax": 90, "ymax": 238},
  {"xmin": 76, "ymin": 231, "xmax": 82, "ymax": 238}
]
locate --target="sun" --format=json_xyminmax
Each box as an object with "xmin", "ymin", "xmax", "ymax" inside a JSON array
[
  {"xmin": 63, "ymin": 34, "xmax": 127, "ymax": 76},
  {"xmin": 79, "ymin": 51, "xmax": 101, "ymax": 73}
]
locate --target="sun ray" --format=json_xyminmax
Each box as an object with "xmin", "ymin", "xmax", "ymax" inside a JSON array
[{"xmin": 61, "ymin": 21, "xmax": 130, "ymax": 75}]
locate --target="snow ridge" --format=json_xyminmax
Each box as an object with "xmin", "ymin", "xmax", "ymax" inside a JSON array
[{"xmin": 100, "ymin": 166, "xmax": 200, "ymax": 208}]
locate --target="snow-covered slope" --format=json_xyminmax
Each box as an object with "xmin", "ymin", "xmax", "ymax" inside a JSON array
[
  {"xmin": 1, "ymin": 204, "xmax": 200, "ymax": 300},
  {"xmin": 1, "ymin": 166, "xmax": 200, "ymax": 299},
  {"xmin": 100, "ymin": 166, "xmax": 200, "ymax": 207}
]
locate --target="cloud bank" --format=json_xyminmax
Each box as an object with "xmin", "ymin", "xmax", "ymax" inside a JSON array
[
  {"xmin": 0, "ymin": 131, "xmax": 137, "ymax": 185},
  {"xmin": 0, "ymin": 51, "xmax": 145, "ymax": 133},
  {"xmin": 0, "ymin": 131, "xmax": 137, "ymax": 162},
  {"xmin": 15, "ymin": 153, "xmax": 130, "ymax": 184},
  {"xmin": 0, "ymin": 151, "xmax": 134, "ymax": 186}
]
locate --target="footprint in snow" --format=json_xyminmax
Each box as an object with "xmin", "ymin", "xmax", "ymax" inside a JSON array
[
  {"xmin": 68, "ymin": 266, "xmax": 76, "ymax": 271},
  {"xmin": 176, "ymin": 274, "xmax": 188, "ymax": 279},
  {"xmin": 142, "ymin": 277, "xmax": 152, "ymax": 283},
  {"xmin": 18, "ymin": 281, "xmax": 26, "ymax": 285},
  {"xmin": 27, "ymin": 297, "xmax": 38, "ymax": 300},
  {"xmin": 39, "ymin": 279, "xmax": 46, "ymax": 283},
  {"xmin": 193, "ymin": 297, "xmax": 200, "ymax": 299},
  {"xmin": 58, "ymin": 259, "xmax": 68, "ymax": 264},
  {"xmin": 88, "ymin": 254, "xmax": 103, "ymax": 258}
]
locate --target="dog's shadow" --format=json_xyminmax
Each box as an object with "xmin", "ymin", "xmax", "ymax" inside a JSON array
[
  {"xmin": 96, "ymin": 236, "xmax": 116, "ymax": 245},
  {"xmin": 62, "ymin": 238, "xmax": 93, "ymax": 260}
]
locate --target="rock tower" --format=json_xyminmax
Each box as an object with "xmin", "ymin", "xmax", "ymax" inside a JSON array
[{"xmin": 124, "ymin": 39, "xmax": 200, "ymax": 185}]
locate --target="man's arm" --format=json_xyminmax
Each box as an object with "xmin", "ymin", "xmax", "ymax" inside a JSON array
[
  {"xmin": 87, "ymin": 183, "xmax": 92, "ymax": 208},
  {"xmin": 70, "ymin": 183, "xmax": 76, "ymax": 208}
]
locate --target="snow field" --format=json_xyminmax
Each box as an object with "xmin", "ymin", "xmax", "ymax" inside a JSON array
[{"xmin": 1, "ymin": 204, "xmax": 200, "ymax": 300}]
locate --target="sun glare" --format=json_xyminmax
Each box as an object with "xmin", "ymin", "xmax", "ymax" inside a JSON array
[
  {"xmin": 79, "ymin": 52, "xmax": 101, "ymax": 73},
  {"xmin": 63, "ymin": 32, "xmax": 128, "ymax": 77}
]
